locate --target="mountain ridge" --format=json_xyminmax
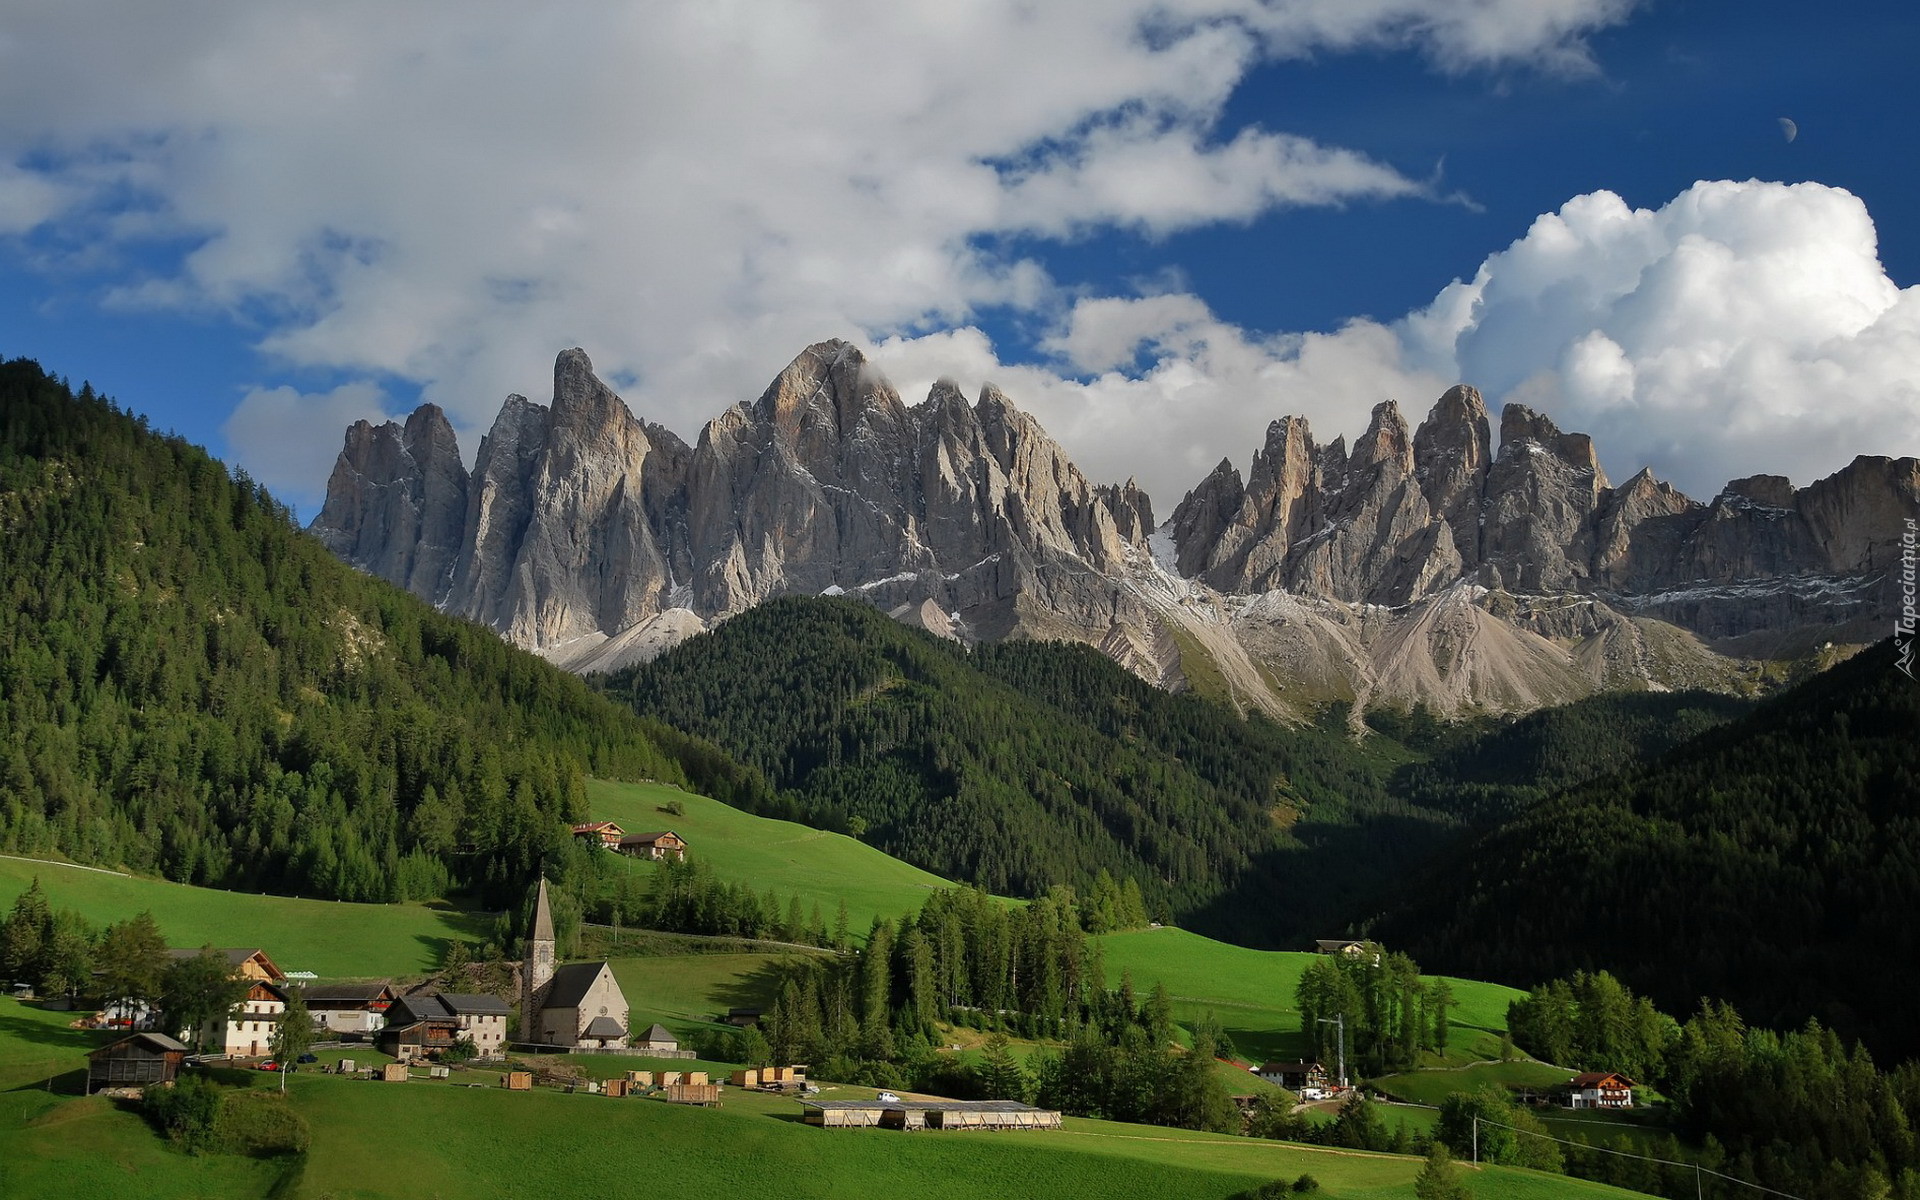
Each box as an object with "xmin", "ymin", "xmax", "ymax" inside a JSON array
[{"xmin": 314, "ymin": 339, "xmax": 1919, "ymax": 716}]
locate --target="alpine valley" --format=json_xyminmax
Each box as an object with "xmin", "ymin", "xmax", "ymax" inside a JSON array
[{"xmin": 314, "ymin": 340, "xmax": 1920, "ymax": 718}]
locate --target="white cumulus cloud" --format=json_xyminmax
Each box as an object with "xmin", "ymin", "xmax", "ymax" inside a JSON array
[
  {"xmin": 0, "ymin": 0, "xmax": 1636, "ymax": 502},
  {"xmin": 879, "ymin": 180, "xmax": 1920, "ymax": 509},
  {"xmin": 222, "ymin": 381, "xmax": 399, "ymax": 516}
]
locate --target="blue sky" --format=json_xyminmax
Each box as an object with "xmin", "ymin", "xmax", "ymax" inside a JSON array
[{"xmin": 2, "ymin": 0, "xmax": 1916, "ymax": 515}]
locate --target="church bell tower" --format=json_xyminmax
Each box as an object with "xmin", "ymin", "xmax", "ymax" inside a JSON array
[{"xmin": 520, "ymin": 876, "xmax": 557, "ymax": 1041}]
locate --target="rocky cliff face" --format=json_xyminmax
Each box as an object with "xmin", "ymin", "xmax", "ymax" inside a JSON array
[
  {"xmin": 311, "ymin": 403, "xmax": 469, "ymax": 601},
  {"xmin": 314, "ymin": 340, "xmax": 1919, "ymax": 716}
]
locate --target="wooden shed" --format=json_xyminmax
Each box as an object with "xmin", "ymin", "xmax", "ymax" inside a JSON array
[
  {"xmin": 604, "ymin": 1078, "xmax": 630, "ymax": 1098},
  {"xmin": 503, "ymin": 1071, "xmax": 533, "ymax": 1091},
  {"xmin": 87, "ymin": 1032, "xmax": 189, "ymax": 1091},
  {"xmin": 684, "ymin": 1071, "xmax": 708, "ymax": 1086},
  {"xmin": 729, "ymin": 1068, "xmax": 759, "ymax": 1088},
  {"xmin": 658, "ymin": 1070, "xmax": 683, "ymax": 1086},
  {"xmin": 379, "ymin": 1063, "xmax": 410, "ymax": 1082},
  {"xmin": 627, "ymin": 1070, "xmax": 655, "ymax": 1086},
  {"xmin": 802, "ymin": 1099, "xmax": 1062, "ymax": 1132},
  {"xmin": 663, "ymin": 1083, "xmax": 721, "ymax": 1106}
]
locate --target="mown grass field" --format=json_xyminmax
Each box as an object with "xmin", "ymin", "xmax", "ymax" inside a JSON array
[
  {"xmin": 606, "ymin": 947, "xmax": 835, "ymax": 1043},
  {"xmin": 1096, "ymin": 927, "xmax": 1525, "ymax": 1068},
  {"xmin": 1372, "ymin": 1061, "xmax": 1575, "ymax": 1108},
  {"xmin": 0, "ymin": 855, "xmax": 492, "ymax": 978},
  {"xmin": 0, "ymin": 995, "xmax": 1647, "ymax": 1200},
  {"xmin": 584, "ymin": 778, "xmax": 959, "ymax": 931}
]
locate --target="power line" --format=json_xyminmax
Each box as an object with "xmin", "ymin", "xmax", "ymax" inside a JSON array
[{"xmin": 1473, "ymin": 1115, "xmax": 1812, "ymax": 1200}]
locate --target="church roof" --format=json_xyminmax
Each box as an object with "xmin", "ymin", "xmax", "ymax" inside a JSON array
[
  {"xmin": 638, "ymin": 1023, "xmax": 676, "ymax": 1044},
  {"xmin": 543, "ymin": 961, "xmax": 612, "ymax": 1009},
  {"xmin": 582, "ymin": 1015, "xmax": 627, "ymax": 1039}
]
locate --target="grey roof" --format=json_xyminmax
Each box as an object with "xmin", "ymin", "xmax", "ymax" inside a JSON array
[
  {"xmin": 582, "ymin": 1015, "xmax": 627, "ymax": 1039},
  {"xmin": 386, "ymin": 994, "xmax": 455, "ymax": 1024},
  {"xmin": 440, "ymin": 993, "xmax": 510, "ymax": 1016},
  {"xmin": 636, "ymin": 1023, "xmax": 676, "ymax": 1045},
  {"xmin": 531, "ymin": 878, "xmax": 555, "ymax": 943},
  {"xmin": 542, "ymin": 961, "xmax": 612, "ymax": 1009},
  {"xmin": 90, "ymin": 1031, "xmax": 190, "ymax": 1057}
]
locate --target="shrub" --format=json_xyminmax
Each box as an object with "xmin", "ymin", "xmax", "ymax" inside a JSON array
[
  {"xmin": 213, "ymin": 1090, "xmax": 311, "ymax": 1157},
  {"xmin": 144, "ymin": 1075, "xmax": 222, "ymax": 1153}
]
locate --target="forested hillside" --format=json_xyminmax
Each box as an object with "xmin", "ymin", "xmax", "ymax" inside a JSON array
[
  {"xmin": 605, "ymin": 596, "xmax": 1759, "ymax": 946},
  {"xmin": 0, "ymin": 358, "xmax": 741, "ymax": 905},
  {"xmin": 1381, "ymin": 689, "xmax": 1752, "ymax": 825},
  {"xmin": 1375, "ymin": 642, "xmax": 1920, "ymax": 1061},
  {"xmin": 609, "ymin": 600, "xmax": 1428, "ymax": 943}
]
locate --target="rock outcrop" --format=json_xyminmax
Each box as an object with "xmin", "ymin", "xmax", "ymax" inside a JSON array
[
  {"xmin": 314, "ymin": 339, "xmax": 1920, "ymax": 717},
  {"xmin": 311, "ymin": 404, "xmax": 469, "ymax": 601}
]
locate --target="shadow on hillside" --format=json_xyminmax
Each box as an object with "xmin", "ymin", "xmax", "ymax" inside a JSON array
[
  {"xmin": 0, "ymin": 1009, "xmax": 107, "ymax": 1054},
  {"xmin": 703, "ymin": 960, "xmax": 795, "ymax": 1017},
  {"xmin": 1184, "ymin": 811, "xmax": 1464, "ymax": 949},
  {"xmin": 4, "ymin": 1066, "xmax": 90, "ymax": 1095}
]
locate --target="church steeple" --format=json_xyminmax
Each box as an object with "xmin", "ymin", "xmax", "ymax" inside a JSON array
[{"xmin": 520, "ymin": 876, "xmax": 557, "ymax": 1041}]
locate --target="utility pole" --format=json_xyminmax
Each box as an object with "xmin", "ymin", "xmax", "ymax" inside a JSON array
[{"xmin": 1315, "ymin": 1014, "xmax": 1347, "ymax": 1088}]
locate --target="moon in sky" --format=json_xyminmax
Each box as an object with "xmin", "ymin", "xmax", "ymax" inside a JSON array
[{"xmin": 1779, "ymin": 117, "xmax": 1798, "ymax": 143}]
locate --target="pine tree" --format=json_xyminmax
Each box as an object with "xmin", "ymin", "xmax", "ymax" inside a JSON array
[{"xmin": 1414, "ymin": 1143, "xmax": 1473, "ymax": 1200}]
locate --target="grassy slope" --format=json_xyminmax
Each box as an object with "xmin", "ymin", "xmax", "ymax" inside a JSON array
[
  {"xmin": 0, "ymin": 856, "xmax": 491, "ymax": 978},
  {"xmin": 586, "ymin": 778, "xmax": 957, "ymax": 930},
  {"xmin": 0, "ymin": 996, "xmax": 1642, "ymax": 1200},
  {"xmin": 1097, "ymin": 927, "xmax": 1526, "ymax": 1067}
]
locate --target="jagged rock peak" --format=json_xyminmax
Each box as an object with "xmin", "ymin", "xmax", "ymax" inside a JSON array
[
  {"xmin": 1498, "ymin": 402, "xmax": 1608, "ymax": 487},
  {"xmin": 1099, "ymin": 477, "xmax": 1157, "ymax": 543},
  {"xmin": 1722, "ymin": 474, "xmax": 1796, "ymax": 508},
  {"xmin": 752, "ymin": 339, "xmax": 901, "ymax": 440},
  {"xmin": 550, "ymin": 347, "xmax": 628, "ymax": 430},
  {"xmin": 1353, "ymin": 399, "xmax": 1413, "ymax": 472},
  {"xmin": 1414, "ymin": 386, "xmax": 1490, "ymax": 459}
]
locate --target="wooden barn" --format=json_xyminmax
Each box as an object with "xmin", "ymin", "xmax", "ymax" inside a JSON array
[
  {"xmin": 801, "ymin": 1099, "xmax": 1062, "ymax": 1131},
  {"xmin": 87, "ymin": 1032, "xmax": 189, "ymax": 1091},
  {"xmin": 616, "ymin": 830, "xmax": 687, "ymax": 861}
]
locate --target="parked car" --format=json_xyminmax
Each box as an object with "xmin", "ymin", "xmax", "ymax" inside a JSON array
[
  {"xmin": 876, "ymin": 1091, "xmax": 901, "ymax": 1102},
  {"xmin": 296, "ymin": 1053, "xmax": 318, "ymax": 1063},
  {"xmin": 256, "ymin": 1060, "xmax": 279, "ymax": 1071}
]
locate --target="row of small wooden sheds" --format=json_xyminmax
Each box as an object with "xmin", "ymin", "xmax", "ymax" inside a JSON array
[{"xmin": 800, "ymin": 1099, "xmax": 1062, "ymax": 1131}]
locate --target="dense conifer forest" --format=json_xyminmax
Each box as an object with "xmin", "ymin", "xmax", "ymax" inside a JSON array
[
  {"xmin": 605, "ymin": 596, "xmax": 1456, "ymax": 943},
  {"xmin": 0, "ymin": 358, "xmax": 741, "ymax": 906},
  {"xmin": 1376, "ymin": 641, "xmax": 1920, "ymax": 1062},
  {"xmin": 604, "ymin": 596, "xmax": 1754, "ymax": 946}
]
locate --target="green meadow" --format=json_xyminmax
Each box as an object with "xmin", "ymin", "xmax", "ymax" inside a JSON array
[
  {"xmin": 0, "ymin": 996, "xmax": 1646, "ymax": 1200},
  {"xmin": 1372, "ymin": 1061, "xmax": 1576, "ymax": 1108},
  {"xmin": 0, "ymin": 855, "xmax": 491, "ymax": 978},
  {"xmin": 1096, "ymin": 927, "xmax": 1526, "ymax": 1067},
  {"xmin": 584, "ymin": 778, "xmax": 958, "ymax": 931}
]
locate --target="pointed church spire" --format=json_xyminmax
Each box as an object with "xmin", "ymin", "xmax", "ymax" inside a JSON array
[
  {"xmin": 532, "ymin": 876, "xmax": 555, "ymax": 943},
  {"xmin": 521, "ymin": 875, "xmax": 558, "ymax": 1042}
]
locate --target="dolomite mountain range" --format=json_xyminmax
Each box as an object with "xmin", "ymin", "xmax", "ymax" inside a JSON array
[{"xmin": 311, "ymin": 340, "xmax": 1919, "ymax": 717}]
